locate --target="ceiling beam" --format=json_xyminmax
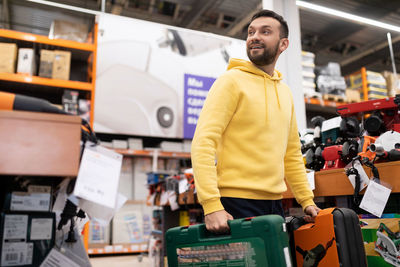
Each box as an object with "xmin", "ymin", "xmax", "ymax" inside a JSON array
[
  {"xmin": 340, "ymin": 35, "xmax": 400, "ymax": 67},
  {"xmin": 225, "ymin": 2, "xmax": 262, "ymax": 37},
  {"xmin": 178, "ymin": 0, "xmax": 217, "ymax": 29},
  {"xmin": 342, "ymin": 39, "xmax": 400, "ymax": 74},
  {"xmin": 2, "ymin": 0, "xmax": 10, "ymax": 29}
]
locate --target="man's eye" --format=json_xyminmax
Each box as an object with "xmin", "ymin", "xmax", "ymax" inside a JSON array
[
  {"xmin": 263, "ymin": 31, "xmax": 270, "ymax": 34},
  {"xmin": 248, "ymin": 31, "xmax": 254, "ymax": 35}
]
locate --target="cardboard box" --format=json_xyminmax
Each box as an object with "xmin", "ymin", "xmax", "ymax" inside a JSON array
[
  {"xmin": 52, "ymin": 50, "xmax": 71, "ymax": 80},
  {"xmin": 0, "ymin": 111, "xmax": 81, "ymax": 176},
  {"xmin": 17, "ymin": 48, "xmax": 36, "ymax": 75},
  {"xmin": 382, "ymin": 71, "xmax": 400, "ymax": 97},
  {"xmin": 49, "ymin": 20, "xmax": 89, "ymax": 43},
  {"xmin": 38, "ymin": 50, "xmax": 55, "ymax": 78},
  {"xmin": 0, "ymin": 43, "xmax": 17, "ymax": 73},
  {"xmin": 345, "ymin": 88, "xmax": 361, "ymax": 103}
]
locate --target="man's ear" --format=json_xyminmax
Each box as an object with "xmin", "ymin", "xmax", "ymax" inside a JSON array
[{"xmin": 279, "ymin": 38, "xmax": 289, "ymax": 53}]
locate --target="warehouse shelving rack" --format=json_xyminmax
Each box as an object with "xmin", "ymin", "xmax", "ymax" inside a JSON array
[{"xmin": 0, "ymin": 26, "xmax": 98, "ymax": 125}]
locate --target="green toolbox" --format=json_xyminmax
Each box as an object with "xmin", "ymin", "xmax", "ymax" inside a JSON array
[{"xmin": 166, "ymin": 215, "xmax": 292, "ymax": 267}]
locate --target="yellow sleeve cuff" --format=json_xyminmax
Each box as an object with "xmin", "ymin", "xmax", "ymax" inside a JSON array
[
  {"xmin": 201, "ymin": 198, "xmax": 225, "ymax": 215},
  {"xmin": 300, "ymin": 199, "xmax": 316, "ymax": 211}
]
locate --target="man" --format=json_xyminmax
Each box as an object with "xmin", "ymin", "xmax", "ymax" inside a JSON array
[{"xmin": 191, "ymin": 9, "xmax": 320, "ymax": 233}]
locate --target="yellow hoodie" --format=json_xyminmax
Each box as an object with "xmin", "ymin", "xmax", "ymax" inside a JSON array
[{"xmin": 191, "ymin": 58, "xmax": 315, "ymax": 215}]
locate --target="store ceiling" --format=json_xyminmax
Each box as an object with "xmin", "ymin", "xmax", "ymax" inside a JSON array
[{"xmin": 2, "ymin": 0, "xmax": 400, "ymax": 75}]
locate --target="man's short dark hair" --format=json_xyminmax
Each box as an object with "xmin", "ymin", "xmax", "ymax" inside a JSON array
[{"xmin": 250, "ymin": 10, "xmax": 289, "ymax": 39}]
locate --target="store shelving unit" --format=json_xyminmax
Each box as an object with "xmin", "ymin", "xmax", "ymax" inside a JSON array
[
  {"xmin": 0, "ymin": 26, "xmax": 98, "ymax": 125},
  {"xmin": 283, "ymin": 161, "xmax": 400, "ymax": 199},
  {"xmin": 345, "ymin": 67, "xmax": 369, "ymax": 102},
  {"xmin": 113, "ymin": 148, "xmax": 191, "ymax": 159},
  {"xmin": 88, "ymin": 243, "xmax": 148, "ymax": 255}
]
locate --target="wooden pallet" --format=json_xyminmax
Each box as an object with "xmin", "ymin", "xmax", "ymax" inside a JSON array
[{"xmin": 322, "ymin": 94, "xmax": 346, "ymax": 102}]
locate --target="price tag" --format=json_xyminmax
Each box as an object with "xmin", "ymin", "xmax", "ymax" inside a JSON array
[
  {"xmin": 160, "ymin": 191, "xmax": 169, "ymax": 206},
  {"xmin": 345, "ymin": 161, "xmax": 369, "ymax": 191},
  {"xmin": 168, "ymin": 191, "xmax": 179, "ymax": 211},
  {"xmin": 178, "ymin": 179, "xmax": 188, "ymax": 194},
  {"xmin": 306, "ymin": 171, "xmax": 315, "ymax": 190},
  {"xmin": 74, "ymin": 143, "xmax": 123, "ymax": 208},
  {"xmin": 359, "ymin": 180, "xmax": 391, "ymax": 218},
  {"xmin": 40, "ymin": 248, "xmax": 80, "ymax": 267}
]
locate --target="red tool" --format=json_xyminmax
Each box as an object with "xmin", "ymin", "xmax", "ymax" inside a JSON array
[
  {"xmin": 336, "ymin": 97, "xmax": 400, "ymax": 133},
  {"xmin": 321, "ymin": 145, "xmax": 346, "ymax": 170}
]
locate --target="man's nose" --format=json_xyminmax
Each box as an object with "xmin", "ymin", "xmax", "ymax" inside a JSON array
[{"xmin": 248, "ymin": 32, "xmax": 261, "ymax": 42}]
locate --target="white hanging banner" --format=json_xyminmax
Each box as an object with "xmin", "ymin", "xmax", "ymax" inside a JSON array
[
  {"xmin": 74, "ymin": 143, "xmax": 123, "ymax": 208},
  {"xmin": 359, "ymin": 180, "xmax": 391, "ymax": 218}
]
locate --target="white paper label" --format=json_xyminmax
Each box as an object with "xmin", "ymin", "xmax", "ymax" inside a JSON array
[
  {"xmin": 30, "ymin": 218, "xmax": 53, "ymax": 240},
  {"xmin": 306, "ymin": 171, "xmax": 315, "ymax": 190},
  {"xmin": 160, "ymin": 191, "xmax": 169, "ymax": 206},
  {"xmin": 1, "ymin": 242, "xmax": 33, "ymax": 266},
  {"xmin": 345, "ymin": 161, "xmax": 369, "ymax": 191},
  {"xmin": 74, "ymin": 143, "xmax": 123, "ymax": 208},
  {"xmin": 4, "ymin": 215, "xmax": 28, "ymax": 240},
  {"xmin": 11, "ymin": 193, "xmax": 50, "ymax": 211},
  {"xmin": 178, "ymin": 179, "xmax": 189, "ymax": 194},
  {"xmin": 40, "ymin": 248, "xmax": 80, "ymax": 267},
  {"xmin": 148, "ymin": 193, "xmax": 156, "ymax": 205},
  {"xmin": 168, "ymin": 191, "xmax": 179, "ymax": 211},
  {"xmin": 28, "ymin": 185, "xmax": 51, "ymax": 193},
  {"xmin": 360, "ymin": 180, "xmax": 391, "ymax": 218}
]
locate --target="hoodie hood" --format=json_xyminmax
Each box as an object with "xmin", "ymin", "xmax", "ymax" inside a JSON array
[{"xmin": 227, "ymin": 58, "xmax": 283, "ymax": 117}]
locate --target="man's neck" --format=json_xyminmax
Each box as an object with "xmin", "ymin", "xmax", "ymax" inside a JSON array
[{"xmin": 253, "ymin": 61, "xmax": 276, "ymax": 77}]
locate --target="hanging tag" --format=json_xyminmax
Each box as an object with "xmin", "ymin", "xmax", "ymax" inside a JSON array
[
  {"xmin": 345, "ymin": 161, "xmax": 369, "ymax": 191},
  {"xmin": 160, "ymin": 191, "xmax": 169, "ymax": 206},
  {"xmin": 40, "ymin": 248, "xmax": 80, "ymax": 267},
  {"xmin": 168, "ymin": 191, "xmax": 179, "ymax": 211},
  {"xmin": 178, "ymin": 179, "xmax": 189, "ymax": 194},
  {"xmin": 306, "ymin": 170, "xmax": 315, "ymax": 190},
  {"xmin": 359, "ymin": 180, "xmax": 392, "ymax": 218},
  {"xmin": 74, "ymin": 142, "xmax": 123, "ymax": 208}
]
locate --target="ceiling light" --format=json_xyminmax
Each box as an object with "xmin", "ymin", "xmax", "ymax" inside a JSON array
[
  {"xmin": 296, "ymin": 0, "xmax": 400, "ymax": 33},
  {"xmin": 27, "ymin": 0, "xmax": 100, "ymax": 15}
]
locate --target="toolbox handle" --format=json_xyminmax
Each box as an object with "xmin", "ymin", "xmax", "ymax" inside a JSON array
[{"xmin": 187, "ymin": 217, "xmax": 253, "ymax": 241}]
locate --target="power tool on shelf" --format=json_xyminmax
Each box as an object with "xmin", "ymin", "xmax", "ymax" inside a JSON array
[{"xmin": 375, "ymin": 222, "xmax": 400, "ymax": 266}]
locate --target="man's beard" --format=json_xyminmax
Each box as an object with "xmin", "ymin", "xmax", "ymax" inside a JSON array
[{"xmin": 247, "ymin": 41, "xmax": 280, "ymax": 66}]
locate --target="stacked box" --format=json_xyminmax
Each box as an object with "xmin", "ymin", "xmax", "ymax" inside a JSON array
[
  {"xmin": 301, "ymin": 51, "xmax": 318, "ymax": 98},
  {"xmin": 17, "ymin": 48, "xmax": 36, "ymax": 75},
  {"xmin": 52, "ymin": 50, "xmax": 71, "ymax": 80},
  {"xmin": 381, "ymin": 71, "xmax": 400, "ymax": 97},
  {"xmin": 160, "ymin": 141, "xmax": 183, "ymax": 152},
  {"xmin": 0, "ymin": 43, "xmax": 17, "ymax": 73},
  {"xmin": 346, "ymin": 70, "xmax": 388, "ymax": 100},
  {"xmin": 316, "ymin": 62, "xmax": 346, "ymax": 96},
  {"xmin": 38, "ymin": 50, "xmax": 55, "ymax": 78}
]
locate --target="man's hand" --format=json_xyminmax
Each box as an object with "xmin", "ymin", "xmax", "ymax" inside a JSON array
[
  {"xmin": 205, "ymin": 210, "xmax": 233, "ymax": 233},
  {"xmin": 304, "ymin": 205, "xmax": 321, "ymax": 223}
]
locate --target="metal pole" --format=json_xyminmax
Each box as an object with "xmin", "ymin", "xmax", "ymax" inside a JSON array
[
  {"xmin": 101, "ymin": 0, "xmax": 105, "ymax": 13},
  {"xmin": 387, "ymin": 32, "xmax": 399, "ymax": 94},
  {"xmin": 387, "ymin": 32, "xmax": 398, "ymax": 75}
]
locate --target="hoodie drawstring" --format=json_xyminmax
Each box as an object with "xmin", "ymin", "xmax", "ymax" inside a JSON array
[
  {"xmin": 263, "ymin": 75, "xmax": 281, "ymax": 122},
  {"xmin": 274, "ymin": 80, "xmax": 281, "ymax": 109},
  {"xmin": 263, "ymin": 76, "xmax": 268, "ymax": 121}
]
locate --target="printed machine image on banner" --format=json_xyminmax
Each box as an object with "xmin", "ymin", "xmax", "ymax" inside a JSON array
[{"xmin": 94, "ymin": 13, "xmax": 247, "ymax": 139}]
